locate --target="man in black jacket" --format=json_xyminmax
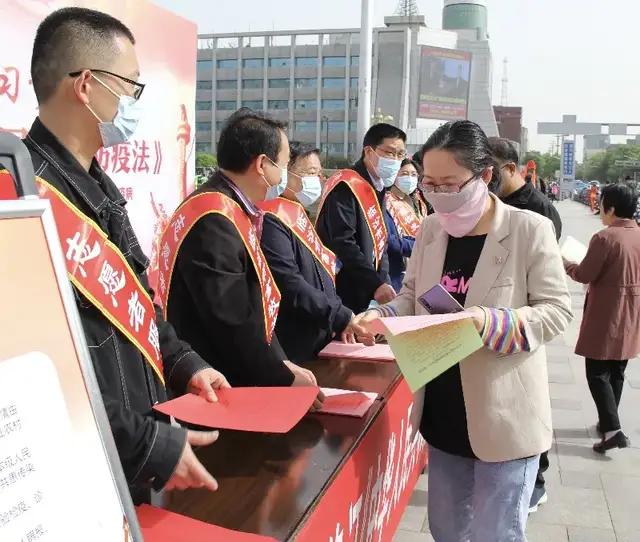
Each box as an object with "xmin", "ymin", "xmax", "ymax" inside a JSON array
[
  {"xmin": 26, "ymin": 7, "xmax": 227, "ymax": 502},
  {"xmin": 165, "ymin": 110, "xmax": 322, "ymax": 394},
  {"xmin": 316, "ymin": 124, "xmax": 406, "ymax": 314},
  {"xmin": 490, "ymin": 138, "xmax": 562, "ymax": 241},
  {"xmin": 490, "ymin": 137, "xmax": 562, "ymax": 513}
]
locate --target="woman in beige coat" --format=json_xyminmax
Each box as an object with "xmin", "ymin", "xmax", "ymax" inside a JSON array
[
  {"xmin": 564, "ymin": 183, "xmax": 640, "ymax": 454},
  {"xmin": 352, "ymin": 121, "xmax": 572, "ymax": 542}
]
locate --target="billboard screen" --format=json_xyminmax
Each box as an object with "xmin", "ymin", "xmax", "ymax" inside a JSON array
[{"xmin": 417, "ymin": 46, "xmax": 472, "ymax": 121}]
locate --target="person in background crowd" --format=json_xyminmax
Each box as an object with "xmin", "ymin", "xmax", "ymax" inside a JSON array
[
  {"xmin": 26, "ymin": 7, "xmax": 228, "ymax": 501},
  {"xmin": 259, "ymin": 142, "xmax": 361, "ymax": 362},
  {"xmin": 489, "ymin": 138, "xmax": 562, "ymax": 240},
  {"xmin": 538, "ymin": 176, "xmax": 548, "ymax": 196},
  {"xmin": 411, "ymin": 150, "xmax": 432, "ymax": 218},
  {"xmin": 550, "ymin": 181, "xmax": 560, "ymax": 202},
  {"xmin": 164, "ymin": 109, "xmax": 322, "ymax": 406},
  {"xmin": 384, "ymin": 159, "xmax": 422, "ymax": 292},
  {"xmin": 352, "ymin": 121, "xmax": 572, "ymax": 542},
  {"xmin": 490, "ymin": 137, "xmax": 563, "ymax": 514},
  {"xmin": 564, "ymin": 184, "xmax": 640, "ymax": 453},
  {"xmin": 316, "ymin": 123, "xmax": 405, "ymax": 314},
  {"xmin": 589, "ymin": 182, "xmax": 599, "ymax": 213}
]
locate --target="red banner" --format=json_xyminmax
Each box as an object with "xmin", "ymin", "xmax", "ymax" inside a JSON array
[
  {"xmin": 385, "ymin": 192, "xmax": 421, "ymax": 237},
  {"xmin": 316, "ymin": 170, "xmax": 387, "ymax": 271},
  {"xmin": 159, "ymin": 191, "xmax": 280, "ymax": 343},
  {"xmin": 258, "ymin": 197, "xmax": 337, "ymax": 283},
  {"xmin": 296, "ymin": 379, "xmax": 427, "ymax": 542}
]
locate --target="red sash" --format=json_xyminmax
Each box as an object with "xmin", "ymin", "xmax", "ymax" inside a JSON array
[
  {"xmin": 158, "ymin": 192, "xmax": 280, "ymax": 343},
  {"xmin": 36, "ymin": 178, "xmax": 164, "ymax": 383},
  {"xmin": 258, "ymin": 197, "xmax": 337, "ymax": 283},
  {"xmin": 0, "ymin": 169, "xmax": 18, "ymax": 199},
  {"xmin": 316, "ymin": 169, "xmax": 387, "ymax": 270},
  {"xmin": 385, "ymin": 191, "xmax": 422, "ymax": 237}
]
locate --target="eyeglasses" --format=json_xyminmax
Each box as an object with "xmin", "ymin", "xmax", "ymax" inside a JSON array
[
  {"xmin": 375, "ymin": 146, "xmax": 407, "ymax": 160},
  {"xmin": 68, "ymin": 69, "xmax": 145, "ymax": 100},
  {"xmin": 421, "ymin": 174, "xmax": 476, "ymax": 194}
]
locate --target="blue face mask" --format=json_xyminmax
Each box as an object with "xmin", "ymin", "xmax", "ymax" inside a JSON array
[
  {"xmin": 263, "ymin": 159, "xmax": 288, "ymax": 201},
  {"xmin": 375, "ymin": 152, "xmax": 402, "ymax": 188},
  {"xmin": 396, "ymin": 175, "xmax": 418, "ymax": 195},
  {"xmin": 296, "ymin": 175, "xmax": 322, "ymax": 207},
  {"xmin": 88, "ymin": 75, "xmax": 142, "ymax": 148}
]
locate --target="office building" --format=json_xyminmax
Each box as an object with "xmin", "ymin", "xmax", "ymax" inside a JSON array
[
  {"xmin": 583, "ymin": 134, "xmax": 611, "ymax": 161},
  {"xmin": 494, "ymin": 105, "xmax": 527, "ymax": 155},
  {"xmin": 195, "ymin": 2, "xmax": 497, "ymax": 159}
]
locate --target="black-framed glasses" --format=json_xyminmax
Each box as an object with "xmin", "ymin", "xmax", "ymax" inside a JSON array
[
  {"xmin": 68, "ymin": 69, "xmax": 145, "ymax": 100},
  {"xmin": 421, "ymin": 173, "xmax": 476, "ymax": 194}
]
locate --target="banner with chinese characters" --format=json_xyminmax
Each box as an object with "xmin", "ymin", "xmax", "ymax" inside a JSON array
[
  {"xmin": 294, "ymin": 379, "xmax": 428, "ymax": 542},
  {"xmin": 0, "ymin": 0, "xmax": 197, "ymax": 292}
]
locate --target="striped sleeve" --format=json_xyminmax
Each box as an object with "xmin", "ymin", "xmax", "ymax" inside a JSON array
[
  {"xmin": 374, "ymin": 304, "xmax": 398, "ymax": 317},
  {"xmin": 479, "ymin": 307, "xmax": 530, "ymax": 354}
]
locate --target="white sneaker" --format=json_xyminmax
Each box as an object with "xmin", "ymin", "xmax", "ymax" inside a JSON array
[{"xmin": 528, "ymin": 489, "xmax": 548, "ymax": 514}]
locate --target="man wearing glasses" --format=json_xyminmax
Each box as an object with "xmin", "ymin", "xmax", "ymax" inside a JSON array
[
  {"xmin": 24, "ymin": 7, "xmax": 228, "ymax": 502},
  {"xmin": 316, "ymin": 124, "xmax": 406, "ymax": 314}
]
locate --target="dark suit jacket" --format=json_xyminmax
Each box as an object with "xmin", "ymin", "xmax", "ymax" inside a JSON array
[
  {"xmin": 502, "ymin": 182, "xmax": 562, "ymax": 240},
  {"xmin": 166, "ymin": 173, "xmax": 294, "ymax": 387},
  {"xmin": 260, "ymin": 209, "xmax": 353, "ymax": 362},
  {"xmin": 316, "ymin": 159, "xmax": 390, "ymax": 314},
  {"xmin": 566, "ymin": 219, "xmax": 640, "ymax": 360}
]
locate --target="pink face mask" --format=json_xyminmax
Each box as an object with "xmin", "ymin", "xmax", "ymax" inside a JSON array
[{"xmin": 424, "ymin": 177, "xmax": 489, "ymax": 238}]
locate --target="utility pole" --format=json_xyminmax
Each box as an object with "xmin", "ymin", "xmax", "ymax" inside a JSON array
[
  {"xmin": 500, "ymin": 57, "xmax": 508, "ymax": 107},
  {"xmin": 357, "ymin": 0, "xmax": 373, "ymax": 150},
  {"xmin": 395, "ymin": 0, "xmax": 419, "ymax": 17},
  {"xmin": 322, "ymin": 115, "xmax": 329, "ymax": 164}
]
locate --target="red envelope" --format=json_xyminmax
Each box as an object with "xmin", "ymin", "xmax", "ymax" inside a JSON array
[
  {"xmin": 153, "ymin": 387, "xmax": 319, "ymax": 433},
  {"xmin": 317, "ymin": 388, "xmax": 378, "ymax": 418},
  {"xmin": 318, "ymin": 341, "xmax": 395, "ymax": 361},
  {"xmin": 137, "ymin": 505, "xmax": 277, "ymax": 541}
]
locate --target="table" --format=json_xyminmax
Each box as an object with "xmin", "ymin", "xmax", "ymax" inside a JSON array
[{"xmin": 164, "ymin": 357, "xmax": 427, "ymax": 541}]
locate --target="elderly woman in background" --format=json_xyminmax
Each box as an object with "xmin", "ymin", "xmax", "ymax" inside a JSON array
[
  {"xmin": 352, "ymin": 121, "xmax": 572, "ymax": 542},
  {"xmin": 564, "ymin": 183, "xmax": 640, "ymax": 453}
]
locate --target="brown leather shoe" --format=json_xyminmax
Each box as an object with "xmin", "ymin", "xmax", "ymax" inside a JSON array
[{"xmin": 593, "ymin": 431, "xmax": 630, "ymax": 454}]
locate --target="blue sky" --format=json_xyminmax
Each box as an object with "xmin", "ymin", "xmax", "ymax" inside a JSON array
[{"xmin": 154, "ymin": 0, "xmax": 640, "ymax": 153}]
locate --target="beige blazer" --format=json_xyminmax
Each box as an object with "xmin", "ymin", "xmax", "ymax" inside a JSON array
[{"xmin": 385, "ymin": 195, "xmax": 573, "ymax": 462}]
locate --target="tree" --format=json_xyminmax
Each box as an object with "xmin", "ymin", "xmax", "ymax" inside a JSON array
[
  {"xmin": 522, "ymin": 151, "xmax": 561, "ymax": 179},
  {"xmin": 196, "ymin": 152, "xmax": 217, "ymax": 169}
]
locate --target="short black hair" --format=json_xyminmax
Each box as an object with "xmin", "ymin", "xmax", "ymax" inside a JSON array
[
  {"xmin": 289, "ymin": 141, "xmax": 320, "ymax": 168},
  {"xmin": 601, "ymin": 183, "xmax": 638, "ymax": 219},
  {"xmin": 362, "ymin": 123, "xmax": 407, "ymax": 151},
  {"xmin": 422, "ymin": 121, "xmax": 498, "ymax": 193},
  {"xmin": 217, "ymin": 108, "xmax": 287, "ymax": 173},
  {"xmin": 488, "ymin": 137, "xmax": 520, "ymax": 165},
  {"xmin": 400, "ymin": 158, "xmax": 422, "ymax": 175},
  {"xmin": 31, "ymin": 7, "xmax": 135, "ymax": 104}
]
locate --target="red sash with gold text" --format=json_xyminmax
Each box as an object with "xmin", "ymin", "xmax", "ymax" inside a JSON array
[
  {"xmin": 158, "ymin": 192, "xmax": 280, "ymax": 343},
  {"xmin": 36, "ymin": 178, "xmax": 164, "ymax": 383},
  {"xmin": 385, "ymin": 191, "xmax": 422, "ymax": 237},
  {"xmin": 315, "ymin": 169, "xmax": 387, "ymax": 270},
  {"xmin": 258, "ymin": 197, "xmax": 337, "ymax": 283}
]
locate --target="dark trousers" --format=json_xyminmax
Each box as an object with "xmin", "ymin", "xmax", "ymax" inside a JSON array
[
  {"xmin": 535, "ymin": 451, "xmax": 549, "ymax": 489},
  {"xmin": 585, "ymin": 358, "xmax": 628, "ymax": 432}
]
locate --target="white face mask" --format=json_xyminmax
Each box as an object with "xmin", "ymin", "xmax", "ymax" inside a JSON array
[
  {"xmin": 396, "ymin": 175, "xmax": 418, "ymax": 195},
  {"xmin": 296, "ymin": 175, "xmax": 322, "ymax": 207},
  {"xmin": 374, "ymin": 152, "xmax": 402, "ymax": 188},
  {"xmin": 86, "ymin": 75, "xmax": 142, "ymax": 148},
  {"xmin": 262, "ymin": 157, "xmax": 288, "ymax": 201}
]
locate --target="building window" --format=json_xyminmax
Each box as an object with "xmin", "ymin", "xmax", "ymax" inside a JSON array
[
  {"xmin": 242, "ymin": 79, "xmax": 263, "ymax": 89},
  {"xmin": 197, "ymin": 59, "xmax": 214, "ymax": 69},
  {"xmin": 196, "ymin": 121, "xmax": 212, "ymax": 132},
  {"xmin": 295, "ymin": 99, "xmax": 317, "ymax": 110},
  {"xmin": 350, "ymin": 77, "xmax": 358, "ymax": 88},
  {"xmin": 322, "ymin": 99, "xmax": 345, "ymax": 110},
  {"xmin": 323, "ymin": 78, "xmax": 346, "ymax": 89},
  {"xmin": 321, "ymin": 143, "xmax": 344, "ymax": 154},
  {"xmin": 268, "ymin": 100, "xmax": 289, "ymax": 110},
  {"xmin": 268, "ymin": 78, "xmax": 290, "ymax": 89},
  {"xmin": 350, "ymin": 56, "xmax": 360, "ymax": 66},
  {"xmin": 349, "ymin": 121, "xmax": 357, "ymax": 131},
  {"xmin": 349, "ymin": 97, "xmax": 358, "ymax": 109},
  {"xmin": 196, "ymin": 80, "xmax": 213, "ymax": 90},
  {"xmin": 216, "ymin": 100, "xmax": 237, "ymax": 110},
  {"xmin": 295, "ymin": 57, "xmax": 318, "ymax": 67},
  {"xmin": 323, "ymin": 56, "xmax": 347, "ymax": 67},
  {"xmin": 242, "ymin": 58, "xmax": 264, "ymax": 69},
  {"xmin": 294, "ymin": 121, "xmax": 317, "ymax": 132},
  {"xmin": 326, "ymin": 121, "xmax": 345, "ymax": 131},
  {"xmin": 242, "ymin": 100, "xmax": 263, "ymax": 110},
  {"xmin": 217, "ymin": 79, "xmax": 237, "ymax": 90},
  {"xmin": 269, "ymin": 57, "xmax": 291, "ymax": 68},
  {"xmin": 196, "ymin": 101, "xmax": 212, "ymax": 111},
  {"xmin": 196, "ymin": 143, "xmax": 212, "ymax": 153},
  {"xmin": 295, "ymin": 78, "xmax": 317, "ymax": 89},
  {"xmin": 217, "ymin": 59, "xmax": 238, "ymax": 69},
  {"xmin": 348, "ymin": 142, "xmax": 357, "ymax": 154}
]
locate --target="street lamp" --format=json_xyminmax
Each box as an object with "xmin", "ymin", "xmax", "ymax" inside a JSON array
[{"xmin": 322, "ymin": 115, "xmax": 329, "ymax": 165}]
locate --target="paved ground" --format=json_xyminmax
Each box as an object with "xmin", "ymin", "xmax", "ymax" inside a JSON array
[{"xmin": 394, "ymin": 199, "xmax": 640, "ymax": 542}]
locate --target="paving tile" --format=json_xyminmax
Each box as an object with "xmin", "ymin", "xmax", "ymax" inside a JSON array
[
  {"xmin": 526, "ymin": 523, "xmax": 568, "ymax": 542},
  {"xmin": 600, "ymin": 473, "xmax": 640, "ymax": 534},
  {"xmin": 557, "ymin": 442, "xmax": 640, "ymax": 477},
  {"xmin": 616, "ymin": 530, "xmax": 640, "ymax": 542},
  {"xmin": 398, "ymin": 504, "xmax": 428, "ymax": 532},
  {"xmin": 527, "ymin": 484, "xmax": 612, "ymax": 529},
  {"xmin": 549, "ymin": 367, "xmax": 576, "ymax": 384},
  {"xmin": 559, "ymin": 469, "xmax": 602, "ymax": 490},
  {"xmin": 567, "ymin": 526, "xmax": 616, "ymax": 542},
  {"xmin": 552, "ymin": 398, "xmax": 584, "ymax": 411},
  {"xmin": 414, "ymin": 473, "xmax": 428, "ymax": 492},
  {"xmin": 549, "ymin": 382, "xmax": 582, "ymax": 400},
  {"xmin": 393, "ymin": 529, "xmax": 434, "ymax": 542},
  {"xmin": 408, "ymin": 489, "xmax": 428, "ymax": 508}
]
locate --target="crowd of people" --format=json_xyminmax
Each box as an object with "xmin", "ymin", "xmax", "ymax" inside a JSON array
[{"xmin": 9, "ymin": 6, "xmax": 640, "ymax": 542}]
